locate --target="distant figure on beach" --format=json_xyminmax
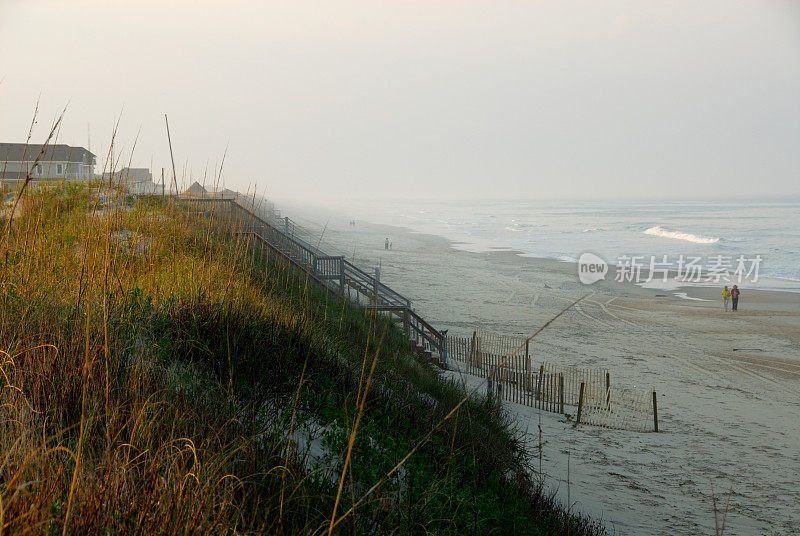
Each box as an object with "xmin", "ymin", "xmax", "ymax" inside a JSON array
[
  {"xmin": 385, "ymin": 237, "xmax": 389, "ymax": 250},
  {"xmin": 389, "ymin": 242, "xmax": 392, "ymax": 250},
  {"xmin": 731, "ymin": 285, "xmax": 740, "ymax": 311},
  {"xmin": 721, "ymin": 286, "xmax": 731, "ymax": 311}
]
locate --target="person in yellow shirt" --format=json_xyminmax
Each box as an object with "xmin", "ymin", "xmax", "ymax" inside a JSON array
[{"xmin": 721, "ymin": 286, "xmax": 731, "ymax": 312}]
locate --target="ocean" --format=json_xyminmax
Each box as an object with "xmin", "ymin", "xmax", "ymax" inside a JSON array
[{"xmin": 341, "ymin": 198, "xmax": 800, "ymax": 292}]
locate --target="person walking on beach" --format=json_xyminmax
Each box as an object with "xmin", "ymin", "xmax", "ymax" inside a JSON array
[
  {"xmin": 731, "ymin": 285, "xmax": 740, "ymax": 311},
  {"xmin": 721, "ymin": 286, "xmax": 731, "ymax": 311},
  {"xmin": 385, "ymin": 237, "xmax": 389, "ymax": 250}
]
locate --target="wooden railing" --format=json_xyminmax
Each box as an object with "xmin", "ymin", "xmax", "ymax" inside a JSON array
[
  {"xmin": 173, "ymin": 196, "xmax": 659, "ymax": 431},
  {"xmin": 177, "ymin": 197, "xmax": 445, "ymax": 356}
]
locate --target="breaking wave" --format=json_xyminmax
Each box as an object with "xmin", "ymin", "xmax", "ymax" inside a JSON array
[{"xmin": 643, "ymin": 226, "xmax": 720, "ymax": 244}]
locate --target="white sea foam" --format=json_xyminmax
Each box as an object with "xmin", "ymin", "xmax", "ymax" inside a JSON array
[
  {"xmin": 582, "ymin": 227, "xmax": 602, "ymax": 232},
  {"xmin": 643, "ymin": 226, "xmax": 720, "ymax": 244}
]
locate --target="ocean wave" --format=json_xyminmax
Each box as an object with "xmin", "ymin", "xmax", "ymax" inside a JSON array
[
  {"xmin": 582, "ymin": 227, "xmax": 602, "ymax": 233},
  {"xmin": 504, "ymin": 226, "xmax": 526, "ymax": 232},
  {"xmin": 643, "ymin": 226, "xmax": 720, "ymax": 244}
]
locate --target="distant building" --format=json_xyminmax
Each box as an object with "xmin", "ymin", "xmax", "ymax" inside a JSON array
[
  {"xmin": 0, "ymin": 143, "xmax": 96, "ymax": 182},
  {"xmin": 182, "ymin": 181, "xmax": 238, "ymax": 199},
  {"xmin": 129, "ymin": 181, "xmax": 164, "ymax": 195},
  {"xmin": 214, "ymin": 187, "xmax": 239, "ymax": 200},
  {"xmin": 182, "ymin": 181, "xmax": 209, "ymax": 197},
  {"xmin": 103, "ymin": 167, "xmax": 164, "ymax": 195},
  {"xmin": 103, "ymin": 167, "xmax": 152, "ymax": 184}
]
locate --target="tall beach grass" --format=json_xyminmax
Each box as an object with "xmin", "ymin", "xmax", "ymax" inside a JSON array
[{"xmin": 0, "ymin": 173, "xmax": 605, "ymax": 535}]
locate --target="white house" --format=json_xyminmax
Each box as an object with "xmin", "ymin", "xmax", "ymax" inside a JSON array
[{"xmin": 0, "ymin": 143, "xmax": 96, "ymax": 182}]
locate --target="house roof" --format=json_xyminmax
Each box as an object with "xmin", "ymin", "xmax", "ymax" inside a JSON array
[
  {"xmin": 183, "ymin": 182, "xmax": 208, "ymax": 195},
  {"xmin": 0, "ymin": 143, "xmax": 95, "ymax": 163},
  {"xmin": 103, "ymin": 167, "xmax": 152, "ymax": 183},
  {"xmin": 181, "ymin": 182, "xmax": 239, "ymax": 198},
  {"xmin": 207, "ymin": 186, "xmax": 239, "ymax": 198}
]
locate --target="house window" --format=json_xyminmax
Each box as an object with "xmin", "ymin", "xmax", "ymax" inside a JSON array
[{"xmin": 57, "ymin": 164, "xmax": 63, "ymax": 175}]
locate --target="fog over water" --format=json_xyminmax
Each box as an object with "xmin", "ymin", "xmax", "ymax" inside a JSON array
[{"xmin": 1, "ymin": 1, "xmax": 798, "ymax": 203}]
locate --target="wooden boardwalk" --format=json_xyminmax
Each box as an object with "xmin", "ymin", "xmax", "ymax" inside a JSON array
[
  {"xmin": 178, "ymin": 197, "xmax": 445, "ymax": 356},
  {"xmin": 180, "ymin": 197, "xmax": 658, "ymax": 433}
]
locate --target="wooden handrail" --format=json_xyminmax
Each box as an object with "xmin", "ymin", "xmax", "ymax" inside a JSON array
[{"xmin": 180, "ymin": 197, "xmax": 444, "ymax": 354}]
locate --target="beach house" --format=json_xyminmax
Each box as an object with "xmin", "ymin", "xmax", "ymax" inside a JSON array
[
  {"xmin": 0, "ymin": 143, "xmax": 96, "ymax": 183},
  {"xmin": 182, "ymin": 181, "xmax": 239, "ymax": 199},
  {"xmin": 103, "ymin": 167, "xmax": 152, "ymax": 184},
  {"xmin": 103, "ymin": 167, "xmax": 165, "ymax": 194}
]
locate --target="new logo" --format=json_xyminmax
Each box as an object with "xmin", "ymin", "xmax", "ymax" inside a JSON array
[{"xmin": 578, "ymin": 252, "xmax": 608, "ymax": 284}]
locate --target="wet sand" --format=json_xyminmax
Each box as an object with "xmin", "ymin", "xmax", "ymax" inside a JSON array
[{"xmin": 302, "ymin": 213, "xmax": 800, "ymax": 536}]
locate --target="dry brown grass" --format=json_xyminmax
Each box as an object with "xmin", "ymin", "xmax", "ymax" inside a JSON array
[{"xmin": 0, "ymin": 166, "xmax": 605, "ymax": 535}]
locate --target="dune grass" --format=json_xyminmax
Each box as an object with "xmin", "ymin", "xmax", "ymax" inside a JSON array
[{"xmin": 0, "ymin": 181, "xmax": 604, "ymax": 535}]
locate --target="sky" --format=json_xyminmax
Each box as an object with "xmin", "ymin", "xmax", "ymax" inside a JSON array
[{"xmin": 1, "ymin": 0, "xmax": 798, "ymax": 203}]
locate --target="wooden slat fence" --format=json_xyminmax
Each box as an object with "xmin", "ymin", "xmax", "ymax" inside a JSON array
[
  {"xmin": 539, "ymin": 361, "xmax": 607, "ymax": 407},
  {"xmin": 581, "ymin": 387, "xmax": 654, "ymax": 432},
  {"xmin": 445, "ymin": 333, "xmax": 657, "ymax": 432},
  {"xmin": 475, "ymin": 331, "xmax": 528, "ymax": 364}
]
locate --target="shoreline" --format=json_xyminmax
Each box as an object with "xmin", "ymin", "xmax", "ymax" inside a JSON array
[
  {"xmin": 315, "ymin": 215, "xmax": 800, "ymax": 310},
  {"xmin": 457, "ymin": 238, "xmax": 800, "ymax": 296},
  {"xmin": 308, "ymin": 211, "xmax": 800, "ymax": 536}
]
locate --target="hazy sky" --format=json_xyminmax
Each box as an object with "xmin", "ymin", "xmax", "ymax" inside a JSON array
[{"xmin": 1, "ymin": 1, "xmax": 798, "ymax": 202}]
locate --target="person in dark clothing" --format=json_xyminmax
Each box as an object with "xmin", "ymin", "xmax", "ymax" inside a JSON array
[{"xmin": 731, "ymin": 285, "xmax": 740, "ymax": 311}]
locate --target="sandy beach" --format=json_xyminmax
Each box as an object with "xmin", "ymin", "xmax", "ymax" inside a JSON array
[{"xmin": 306, "ymin": 214, "xmax": 800, "ymax": 536}]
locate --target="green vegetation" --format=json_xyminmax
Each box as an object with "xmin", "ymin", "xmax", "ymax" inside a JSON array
[{"xmin": 0, "ymin": 182, "xmax": 604, "ymax": 534}]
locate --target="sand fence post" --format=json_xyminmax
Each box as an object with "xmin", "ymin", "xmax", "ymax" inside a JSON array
[
  {"xmin": 559, "ymin": 373, "xmax": 564, "ymax": 414},
  {"xmin": 524, "ymin": 339, "xmax": 531, "ymax": 390},
  {"xmin": 545, "ymin": 371, "xmax": 550, "ymax": 412},
  {"xmin": 576, "ymin": 382, "xmax": 585, "ymax": 424},
  {"xmin": 470, "ymin": 331, "xmax": 476, "ymax": 372},
  {"xmin": 606, "ymin": 372, "xmax": 611, "ymax": 409},
  {"xmin": 653, "ymin": 391, "xmax": 659, "ymax": 432},
  {"xmin": 487, "ymin": 363, "xmax": 494, "ymax": 398},
  {"xmin": 525, "ymin": 360, "xmax": 531, "ymax": 391},
  {"xmin": 536, "ymin": 364, "xmax": 544, "ymax": 407}
]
